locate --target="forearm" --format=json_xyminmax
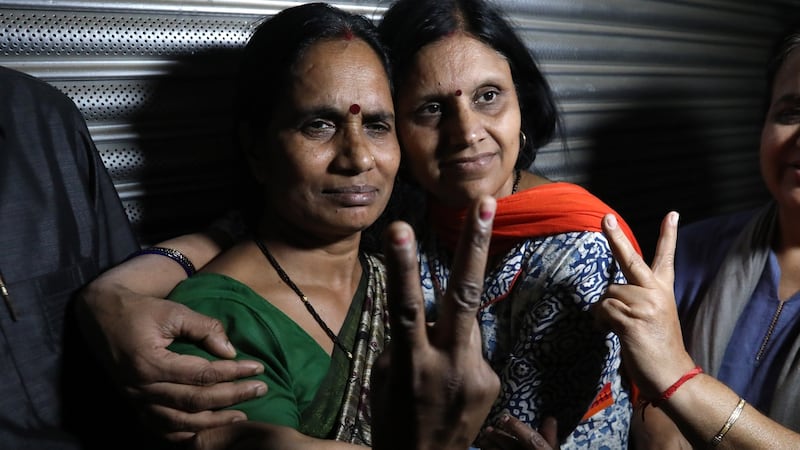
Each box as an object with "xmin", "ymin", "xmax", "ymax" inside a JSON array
[
  {"xmin": 74, "ymin": 230, "xmax": 229, "ymax": 378},
  {"xmin": 85, "ymin": 231, "xmax": 225, "ymax": 301},
  {"xmin": 630, "ymin": 403, "xmax": 691, "ymax": 449},
  {"xmin": 661, "ymin": 374, "xmax": 800, "ymax": 449}
]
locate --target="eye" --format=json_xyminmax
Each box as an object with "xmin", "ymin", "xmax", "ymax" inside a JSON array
[
  {"xmin": 302, "ymin": 119, "xmax": 336, "ymax": 137},
  {"xmin": 475, "ymin": 88, "xmax": 500, "ymax": 105},
  {"xmin": 416, "ymin": 102, "xmax": 442, "ymax": 117},
  {"xmin": 775, "ymin": 107, "xmax": 800, "ymax": 124},
  {"xmin": 364, "ymin": 120, "xmax": 392, "ymax": 137}
]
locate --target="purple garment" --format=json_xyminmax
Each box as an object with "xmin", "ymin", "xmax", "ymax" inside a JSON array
[{"xmin": 674, "ymin": 208, "xmax": 800, "ymax": 414}]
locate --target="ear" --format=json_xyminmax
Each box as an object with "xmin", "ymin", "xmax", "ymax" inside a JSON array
[{"xmin": 238, "ymin": 121, "xmax": 268, "ymax": 183}]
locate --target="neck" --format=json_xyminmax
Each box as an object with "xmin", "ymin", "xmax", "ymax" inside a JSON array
[
  {"xmin": 259, "ymin": 236, "xmax": 361, "ymax": 288},
  {"xmin": 777, "ymin": 205, "xmax": 800, "ymax": 249}
]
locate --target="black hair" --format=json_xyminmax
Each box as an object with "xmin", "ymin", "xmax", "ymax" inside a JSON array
[
  {"xmin": 765, "ymin": 21, "xmax": 800, "ymax": 107},
  {"xmin": 378, "ymin": 0, "xmax": 561, "ymax": 169},
  {"xmin": 235, "ymin": 3, "xmax": 392, "ymax": 133},
  {"xmin": 231, "ymin": 3, "xmax": 392, "ymax": 227}
]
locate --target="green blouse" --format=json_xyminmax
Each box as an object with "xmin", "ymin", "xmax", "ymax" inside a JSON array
[{"xmin": 167, "ymin": 272, "xmax": 364, "ymax": 435}]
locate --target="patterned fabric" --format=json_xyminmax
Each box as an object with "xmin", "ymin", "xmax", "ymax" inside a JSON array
[
  {"xmin": 419, "ymin": 230, "xmax": 632, "ymax": 449},
  {"xmin": 330, "ymin": 253, "xmax": 390, "ymax": 444},
  {"xmin": 168, "ymin": 253, "xmax": 389, "ymax": 445}
]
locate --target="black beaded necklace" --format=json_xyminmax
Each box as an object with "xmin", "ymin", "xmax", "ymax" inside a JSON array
[{"xmin": 254, "ymin": 238, "xmax": 353, "ymax": 360}]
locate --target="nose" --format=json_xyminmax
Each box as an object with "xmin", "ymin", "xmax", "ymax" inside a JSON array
[
  {"xmin": 334, "ymin": 125, "xmax": 375, "ymax": 173},
  {"xmin": 444, "ymin": 101, "xmax": 487, "ymax": 149}
]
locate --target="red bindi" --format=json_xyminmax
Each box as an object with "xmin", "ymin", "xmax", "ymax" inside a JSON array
[
  {"xmin": 455, "ymin": 89, "xmax": 463, "ymax": 97},
  {"xmin": 349, "ymin": 104, "xmax": 361, "ymax": 115},
  {"xmin": 342, "ymin": 29, "xmax": 354, "ymax": 41}
]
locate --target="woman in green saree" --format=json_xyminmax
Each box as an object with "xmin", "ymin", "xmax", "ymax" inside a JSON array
[{"xmin": 165, "ymin": 3, "xmax": 398, "ymax": 445}]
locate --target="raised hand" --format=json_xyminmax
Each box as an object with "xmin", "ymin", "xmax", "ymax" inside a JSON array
[
  {"xmin": 592, "ymin": 212, "xmax": 695, "ymax": 400},
  {"xmin": 371, "ymin": 195, "xmax": 501, "ymax": 450}
]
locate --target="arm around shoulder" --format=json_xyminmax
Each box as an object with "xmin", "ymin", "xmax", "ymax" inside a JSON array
[{"xmin": 74, "ymin": 229, "xmax": 267, "ymax": 443}]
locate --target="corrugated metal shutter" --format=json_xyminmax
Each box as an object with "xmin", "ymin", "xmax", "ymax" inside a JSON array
[{"xmin": 1, "ymin": 0, "xmax": 798, "ymax": 255}]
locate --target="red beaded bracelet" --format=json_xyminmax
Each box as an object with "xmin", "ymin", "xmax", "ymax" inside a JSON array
[{"xmin": 651, "ymin": 366, "xmax": 703, "ymax": 408}]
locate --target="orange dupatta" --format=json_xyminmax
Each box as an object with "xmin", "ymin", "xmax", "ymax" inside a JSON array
[{"xmin": 430, "ymin": 182, "xmax": 642, "ymax": 256}]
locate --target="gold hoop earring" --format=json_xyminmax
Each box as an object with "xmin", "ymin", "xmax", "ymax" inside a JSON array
[{"xmin": 519, "ymin": 131, "xmax": 527, "ymax": 150}]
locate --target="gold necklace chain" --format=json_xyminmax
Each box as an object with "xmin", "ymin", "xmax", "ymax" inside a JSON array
[{"xmin": 255, "ymin": 238, "xmax": 353, "ymax": 360}]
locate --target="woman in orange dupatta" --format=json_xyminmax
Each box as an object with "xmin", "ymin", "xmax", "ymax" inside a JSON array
[{"xmin": 379, "ymin": 0, "xmax": 640, "ymax": 447}]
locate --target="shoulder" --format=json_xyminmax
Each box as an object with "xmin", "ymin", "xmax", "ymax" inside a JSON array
[
  {"xmin": 0, "ymin": 66, "xmax": 78, "ymax": 115},
  {"xmin": 523, "ymin": 230, "xmax": 615, "ymax": 279},
  {"xmin": 673, "ymin": 207, "xmax": 760, "ymax": 307},
  {"xmin": 676, "ymin": 208, "xmax": 757, "ymax": 263},
  {"xmin": 170, "ymin": 273, "xmax": 264, "ymax": 312},
  {"xmin": 538, "ymin": 229, "xmax": 612, "ymax": 256},
  {"xmin": 0, "ymin": 67, "xmax": 90, "ymax": 156}
]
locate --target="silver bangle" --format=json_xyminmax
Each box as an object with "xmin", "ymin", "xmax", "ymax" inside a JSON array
[
  {"xmin": 133, "ymin": 246, "xmax": 196, "ymax": 277},
  {"xmin": 710, "ymin": 397, "xmax": 746, "ymax": 447}
]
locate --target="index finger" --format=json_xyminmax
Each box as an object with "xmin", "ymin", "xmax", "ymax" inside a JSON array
[
  {"xmin": 382, "ymin": 221, "xmax": 428, "ymax": 352},
  {"xmin": 601, "ymin": 213, "xmax": 652, "ymax": 287},
  {"xmin": 435, "ymin": 196, "xmax": 495, "ymax": 350}
]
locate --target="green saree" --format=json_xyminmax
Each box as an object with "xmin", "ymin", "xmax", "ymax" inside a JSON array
[{"xmin": 167, "ymin": 253, "xmax": 389, "ymax": 444}]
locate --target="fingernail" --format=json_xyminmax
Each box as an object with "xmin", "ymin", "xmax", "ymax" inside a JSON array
[
  {"xmin": 225, "ymin": 340, "xmax": 236, "ymax": 355},
  {"xmin": 479, "ymin": 197, "xmax": 496, "ymax": 223},
  {"xmin": 245, "ymin": 361, "xmax": 264, "ymax": 375},
  {"xmin": 670, "ymin": 211, "xmax": 680, "ymax": 225},
  {"xmin": 255, "ymin": 383, "xmax": 267, "ymax": 396},
  {"xmin": 231, "ymin": 416, "xmax": 246, "ymax": 423},
  {"xmin": 392, "ymin": 226, "xmax": 411, "ymax": 247},
  {"xmin": 606, "ymin": 214, "xmax": 618, "ymax": 229}
]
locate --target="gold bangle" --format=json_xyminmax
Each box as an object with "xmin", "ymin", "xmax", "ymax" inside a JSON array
[{"xmin": 710, "ymin": 397, "xmax": 746, "ymax": 447}]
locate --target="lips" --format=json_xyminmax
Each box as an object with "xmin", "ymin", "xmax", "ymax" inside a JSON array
[
  {"xmin": 323, "ymin": 185, "xmax": 379, "ymax": 206},
  {"xmin": 439, "ymin": 152, "xmax": 497, "ymax": 173}
]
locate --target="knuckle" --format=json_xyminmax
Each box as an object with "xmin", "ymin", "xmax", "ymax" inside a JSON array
[
  {"xmin": 469, "ymin": 225, "xmax": 491, "ymax": 250},
  {"xmin": 206, "ymin": 317, "xmax": 227, "ymax": 334},
  {"xmin": 450, "ymin": 279, "xmax": 482, "ymax": 309},
  {"xmin": 624, "ymin": 257, "xmax": 641, "ymax": 273},
  {"xmin": 194, "ymin": 364, "xmax": 224, "ymax": 386},
  {"xmin": 396, "ymin": 297, "xmax": 421, "ymax": 321},
  {"xmin": 178, "ymin": 389, "xmax": 212, "ymax": 412}
]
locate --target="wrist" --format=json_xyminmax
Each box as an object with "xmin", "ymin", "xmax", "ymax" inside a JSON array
[
  {"xmin": 649, "ymin": 354, "xmax": 697, "ymax": 398},
  {"xmin": 647, "ymin": 365, "xmax": 703, "ymax": 409}
]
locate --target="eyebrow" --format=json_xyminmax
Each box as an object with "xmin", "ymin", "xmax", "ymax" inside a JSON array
[
  {"xmin": 294, "ymin": 106, "xmax": 341, "ymax": 120},
  {"xmin": 412, "ymin": 77, "xmax": 507, "ymax": 99},
  {"xmin": 295, "ymin": 107, "xmax": 394, "ymax": 122},
  {"xmin": 362, "ymin": 111, "xmax": 395, "ymax": 122},
  {"xmin": 772, "ymin": 93, "xmax": 800, "ymax": 107}
]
